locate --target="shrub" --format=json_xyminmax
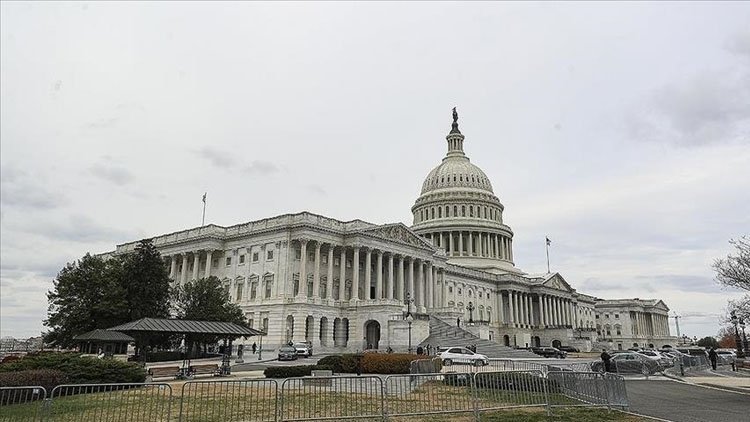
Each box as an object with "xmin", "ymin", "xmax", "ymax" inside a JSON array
[
  {"xmin": 0, "ymin": 369, "xmax": 67, "ymax": 393},
  {"xmin": 0, "ymin": 352, "xmax": 146, "ymax": 384},
  {"xmin": 362, "ymin": 353, "xmax": 423, "ymax": 374},
  {"xmin": 263, "ymin": 364, "xmax": 335, "ymax": 378},
  {"xmin": 316, "ymin": 354, "xmax": 359, "ymax": 373}
]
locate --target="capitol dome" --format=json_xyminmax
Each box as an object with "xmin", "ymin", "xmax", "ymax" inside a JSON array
[{"xmin": 411, "ymin": 109, "xmax": 518, "ymax": 274}]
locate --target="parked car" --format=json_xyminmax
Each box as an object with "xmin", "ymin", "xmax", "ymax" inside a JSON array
[
  {"xmin": 293, "ymin": 342, "xmax": 313, "ymax": 357},
  {"xmin": 278, "ymin": 346, "xmax": 298, "ymax": 361},
  {"xmin": 439, "ymin": 347, "xmax": 489, "ymax": 366},
  {"xmin": 531, "ymin": 347, "xmax": 567, "ymax": 359},
  {"xmin": 557, "ymin": 346, "xmax": 579, "ymax": 353},
  {"xmin": 716, "ymin": 350, "xmax": 736, "ymax": 365},
  {"xmin": 592, "ymin": 352, "xmax": 660, "ymax": 375},
  {"xmin": 637, "ymin": 350, "xmax": 673, "ymax": 367}
]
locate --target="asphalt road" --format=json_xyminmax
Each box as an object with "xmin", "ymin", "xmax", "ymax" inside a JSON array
[{"xmin": 626, "ymin": 380, "xmax": 750, "ymax": 422}]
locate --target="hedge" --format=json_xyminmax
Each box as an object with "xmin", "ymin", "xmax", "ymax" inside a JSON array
[
  {"xmin": 263, "ymin": 365, "xmax": 333, "ymax": 378},
  {"xmin": 0, "ymin": 369, "xmax": 67, "ymax": 394},
  {"xmin": 315, "ymin": 354, "xmax": 430, "ymax": 375},
  {"xmin": 0, "ymin": 352, "xmax": 146, "ymax": 385}
]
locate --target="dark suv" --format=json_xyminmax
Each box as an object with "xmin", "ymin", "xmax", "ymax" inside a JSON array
[{"xmin": 531, "ymin": 347, "xmax": 567, "ymax": 358}]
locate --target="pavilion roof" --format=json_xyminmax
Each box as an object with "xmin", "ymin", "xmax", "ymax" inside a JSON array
[
  {"xmin": 74, "ymin": 329, "xmax": 134, "ymax": 342},
  {"xmin": 107, "ymin": 317, "xmax": 263, "ymax": 337}
]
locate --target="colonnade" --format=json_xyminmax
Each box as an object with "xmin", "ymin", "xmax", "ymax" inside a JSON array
[
  {"xmin": 294, "ymin": 239, "xmax": 445, "ymax": 311},
  {"xmin": 167, "ymin": 250, "xmax": 216, "ymax": 284},
  {"xmin": 632, "ymin": 312, "xmax": 670, "ymax": 337},
  {"xmin": 498, "ymin": 291, "xmax": 577, "ymax": 329},
  {"xmin": 422, "ymin": 231, "xmax": 513, "ymax": 261}
]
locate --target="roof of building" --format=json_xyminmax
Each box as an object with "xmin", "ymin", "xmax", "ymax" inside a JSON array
[
  {"xmin": 107, "ymin": 318, "xmax": 264, "ymax": 336},
  {"xmin": 74, "ymin": 329, "xmax": 134, "ymax": 342}
]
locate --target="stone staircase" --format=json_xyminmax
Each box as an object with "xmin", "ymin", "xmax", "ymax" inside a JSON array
[{"xmin": 419, "ymin": 317, "xmax": 538, "ymax": 359}]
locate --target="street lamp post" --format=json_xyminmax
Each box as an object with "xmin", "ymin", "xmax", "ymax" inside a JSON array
[
  {"xmin": 467, "ymin": 302, "xmax": 475, "ymax": 325},
  {"xmin": 404, "ymin": 292, "xmax": 415, "ymax": 353},
  {"xmin": 730, "ymin": 311, "xmax": 745, "ymax": 359},
  {"xmin": 739, "ymin": 318, "xmax": 748, "ymax": 356}
]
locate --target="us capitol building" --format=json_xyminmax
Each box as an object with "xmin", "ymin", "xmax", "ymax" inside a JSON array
[{"xmin": 110, "ymin": 110, "xmax": 676, "ymax": 353}]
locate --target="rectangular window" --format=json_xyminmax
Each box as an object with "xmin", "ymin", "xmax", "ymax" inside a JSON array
[
  {"xmin": 295, "ymin": 249, "xmax": 301, "ymax": 259},
  {"xmin": 252, "ymin": 252, "xmax": 259, "ymax": 262},
  {"xmin": 346, "ymin": 259, "xmax": 352, "ymax": 268},
  {"xmin": 265, "ymin": 280, "xmax": 272, "ymax": 298},
  {"xmin": 239, "ymin": 255, "xmax": 245, "ymax": 264},
  {"xmin": 616, "ymin": 328, "xmax": 621, "ymax": 335},
  {"xmin": 448, "ymin": 286, "xmax": 453, "ymax": 293},
  {"xmin": 334, "ymin": 258, "xmax": 340, "ymax": 266},
  {"xmin": 248, "ymin": 319, "xmax": 254, "ymax": 328},
  {"xmin": 236, "ymin": 284, "xmax": 243, "ymax": 301},
  {"xmin": 322, "ymin": 255, "xmax": 328, "ymax": 264},
  {"xmin": 226, "ymin": 257, "xmax": 232, "ymax": 266},
  {"xmin": 267, "ymin": 250, "xmax": 274, "ymax": 260},
  {"xmin": 308, "ymin": 252, "xmax": 314, "ymax": 261},
  {"xmin": 605, "ymin": 314, "xmax": 609, "ymax": 318},
  {"xmin": 212, "ymin": 259, "xmax": 218, "ymax": 268},
  {"xmin": 615, "ymin": 314, "xmax": 619, "ymax": 319},
  {"xmin": 250, "ymin": 282, "xmax": 257, "ymax": 299}
]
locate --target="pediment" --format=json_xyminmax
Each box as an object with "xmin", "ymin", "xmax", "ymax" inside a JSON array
[
  {"xmin": 543, "ymin": 273, "xmax": 572, "ymax": 292},
  {"xmin": 361, "ymin": 224, "xmax": 434, "ymax": 249}
]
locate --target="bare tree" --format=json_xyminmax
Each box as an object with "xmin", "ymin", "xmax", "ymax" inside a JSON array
[{"xmin": 713, "ymin": 236, "xmax": 750, "ymax": 291}]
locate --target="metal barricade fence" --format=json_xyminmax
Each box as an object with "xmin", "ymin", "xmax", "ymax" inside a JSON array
[
  {"xmin": 279, "ymin": 375, "xmax": 383, "ymax": 421},
  {"xmin": 603, "ymin": 373, "xmax": 629, "ymax": 409},
  {"xmin": 0, "ymin": 386, "xmax": 47, "ymax": 422},
  {"xmin": 384, "ymin": 372, "xmax": 474, "ymax": 418},
  {"xmin": 473, "ymin": 370, "xmax": 549, "ymax": 413},
  {"xmin": 547, "ymin": 371, "xmax": 611, "ymax": 409},
  {"xmin": 49, "ymin": 383, "xmax": 172, "ymax": 421},
  {"xmin": 486, "ymin": 359, "xmax": 548, "ymax": 375},
  {"xmin": 179, "ymin": 379, "xmax": 277, "ymax": 422},
  {"xmin": 409, "ymin": 358, "xmax": 442, "ymax": 374}
]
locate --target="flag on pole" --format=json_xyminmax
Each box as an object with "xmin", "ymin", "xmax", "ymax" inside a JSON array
[
  {"xmin": 546, "ymin": 237, "xmax": 551, "ymax": 246},
  {"xmin": 202, "ymin": 193, "xmax": 207, "ymax": 203}
]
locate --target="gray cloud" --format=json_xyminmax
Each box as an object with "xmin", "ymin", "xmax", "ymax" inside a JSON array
[
  {"xmin": 198, "ymin": 147, "xmax": 237, "ymax": 168},
  {"xmin": 0, "ymin": 166, "xmax": 66, "ymax": 210},
  {"xmin": 578, "ymin": 275, "xmax": 716, "ymax": 295},
  {"xmin": 90, "ymin": 163, "xmax": 134, "ymax": 185},
  {"xmin": 244, "ymin": 160, "xmax": 280, "ymax": 175},
  {"xmin": 22, "ymin": 214, "xmax": 133, "ymax": 243}
]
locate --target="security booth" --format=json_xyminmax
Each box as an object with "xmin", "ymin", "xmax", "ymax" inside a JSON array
[{"xmin": 74, "ymin": 329, "xmax": 134, "ymax": 356}]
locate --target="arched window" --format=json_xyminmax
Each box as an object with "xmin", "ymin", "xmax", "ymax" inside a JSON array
[
  {"xmin": 454, "ymin": 205, "xmax": 458, "ymax": 216},
  {"xmin": 438, "ymin": 207, "xmax": 442, "ymax": 218},
  {"xmin": 469, "ymin": 206, "xmax": 474, "ymax": 217},
  {"xmin": 462, "ymin": 206, "xmax": 466, "ymax": 217},
  {"xmin": 445, "ymin": 205, "xmax": 449, "ymax": 216},
  {"xmin": 431, "ymin": 208, "xmax": 435, "ymax": 219}
]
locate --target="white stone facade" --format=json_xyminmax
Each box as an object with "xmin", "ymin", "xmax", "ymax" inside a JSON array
[
  {"xmin": 593, "ymin": 299, "xmax": 674, "ymax": 351},
  {"xmin": 109, "ymin": 112, "xmax": 676, "ymax": 352}
]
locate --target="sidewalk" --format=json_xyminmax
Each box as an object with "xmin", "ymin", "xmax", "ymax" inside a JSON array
[{"xmin": 666, "ymin": 367, "xmax": 750, "ymax": 394}]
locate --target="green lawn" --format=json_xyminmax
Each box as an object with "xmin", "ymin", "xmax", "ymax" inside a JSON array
[{"xmin": 0, "ymin": 382, "xmax": 640, "ymax": 422}]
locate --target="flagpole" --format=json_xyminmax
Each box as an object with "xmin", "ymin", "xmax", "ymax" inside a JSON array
[
  {"xmin": 201, "ymin": 193, "xmax": 207, "ymax": 227},
  {"xmin": 545, "ymin": 238, "xmax": 550, "ymax": 274}
]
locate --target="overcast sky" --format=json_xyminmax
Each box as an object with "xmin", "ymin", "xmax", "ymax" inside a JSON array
[{"xmin": 2, "ymin": 2, "xmax": 749, "ymax": 340}]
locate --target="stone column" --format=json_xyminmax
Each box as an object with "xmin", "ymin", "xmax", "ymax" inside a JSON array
[
  {"xmin": 339, "ymin": 247, "xmax": 346, "ymax": 301},
  {"xmin": 364, "ymin": 248, "xmax": 372, "ymax": 300},
  {"xmin": 352, "ymin": 246, "xmax": 360, "ymax": 302},
  {"xmin": 180, "ymin": 254, "xmax": 188, "ymax": 285},
  {"xmin": 387, "ymin": 253, "xmax": 394, "ymax": 300},
  {"xmin": 204, "ymin": 250, "xmax": 213, "ymax": 279},
  {"xmin": 459, "ymin": 232, "xmax": 464, "ymax": 256},
  {"xmin": 426, "ymin": 261, "xmax": 433, "ymax": 309},
  {"xmin": 440, "ymin": 269, "xmax": 447, "ymax": 308},
  {"xmin": 192, "ymin": 251, "xmax": 200, "ymax": 280},
  {"xmin": 523, "ymin": 294, "xmax": 529, "ymax": 326},
  {"xmin": 326, "ymin": 245, "xmax": 334, "ymax": 300},
  {"xmin": 376, "ymin": 250, "xmax": 383, "ymax": 300},
  {"xmin": 497, "ymin": 290, "xmax": 504, "ymax": 324},
  {"xmin": 397, "ymin": 255, "xmax": 405, "ymax": 301},
  {"xmin": 312, "ymin": 242, "xmax": 321, "ymax": 298},
  {"xmin": 507, "ymin": 291, "xmax": 514, "ymax": 325},
  {"xmin": 407, "ymin": 257, "xmax": 415, "ymax": 301},
  {"xmin": 417, "ymin": 260, "xmax": 425, "ymax": 310},
  {"xmin": 297, "ymin": 240, "xmax": 308, "ymax": 299},
  {"xmin": 169, "ymin": 255, "xmax": 177, "ymax": 280},
  {"xmin": 468, "ymin": 232, "xmax": 473, "ymax": 256}
]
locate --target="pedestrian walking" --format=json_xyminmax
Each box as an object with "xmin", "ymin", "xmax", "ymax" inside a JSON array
[
  {"xmin": 600, "ymin": 349, "xmax": 612, "ymax": 372},
  {"xmin": 708, "ymin": 347, "xmax": 718, "ymax": 370},
  {"xmin": 457, "ymin": 317, "xmax": 461, "ymax": 327},
  {"xmin": 251, "ymin": 342, "xmax": 257, "ymax": 354}
]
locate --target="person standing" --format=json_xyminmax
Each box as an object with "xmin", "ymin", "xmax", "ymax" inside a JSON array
[
  {"xmin": 252, "ymin": 342, "xmax": 257, "ymax": 354},
  {"xmin": 708, "ymin": 347, "xmax": 718, "ymax": 370},
  {"xmin": 457, "ymin": 317, "xmax": 461, "ymax": 327},
  {"xmin": 600, "ymin": 349, "xmax": 612, "ymax": 372}
]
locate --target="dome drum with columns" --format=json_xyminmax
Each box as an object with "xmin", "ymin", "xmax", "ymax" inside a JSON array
[
  {"xmin": 106, "ymin": 108, "xmax": 676, "ymax": 355},
  {"xmin": 411, "ymin": 109, "xmax": 517, "ymax": 274}
]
